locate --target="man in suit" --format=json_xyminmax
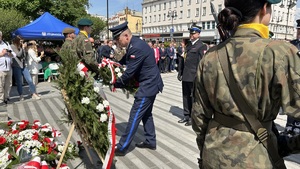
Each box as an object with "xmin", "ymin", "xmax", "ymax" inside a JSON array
[
  {"xmin": 177, "ymin": 25, "xmax": 207, "ymax": 126},
  {"xmin": 110, "ymin": 22, "xmax": 164, "ymax": 156},
  {"xmin": 159, "ymin": 43, "xmax": 167, "ymax": 73},
  {"xmin": 166, "ymin": 43, "xmax": 175, "ymax": 72}
]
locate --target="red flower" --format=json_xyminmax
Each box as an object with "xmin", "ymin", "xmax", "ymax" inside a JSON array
[
  {"xmin": 32, "ymin": 124, "xmax": 39, "ymax": 130},
  {"xmin": 32, "ymin": 133, "xmax": 39, "ymax": 140},
  {"xmin": 13, "ymin": 140, "xmax": 18, "ymax": 145},
  {"xmin": 7, "ymin": 120, "xmax": 13, "ymax": 126},
  {"xmin": 12, "ymin": 130, "xmax": 19, "ymax": 134},
  {"xmin": 21, "ymin": 120, "xmax": 29, "ymax": 125},
  {"xmin": 33, "ymin": 120, "xmax": 40, "ymax": 123},
  {"xmin": 44, "ymin": 137, "xmax": 52, "ymax": 143},
  {"xmin": 19, "ymin": 124, "xmax": 27, "ymax": 130},
  {"xmin": 48, "ymin": 147, "xmax": 53, "ymax": 154},
  {"xmin": 0, "ymin": 136, "xmax": 7, "ymax": 145},
  {"xmin": 77, "ymin": 141, "xmax": 82, "ymax": 146}
]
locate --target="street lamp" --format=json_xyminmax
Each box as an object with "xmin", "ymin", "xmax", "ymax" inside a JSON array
[
  {"xmin": 167, "ymin": 10, "xmax": 177, "ymax": 41},
  {"xmin": 282, "ymin": 0, "xmax": 296, "ymax": 40}
]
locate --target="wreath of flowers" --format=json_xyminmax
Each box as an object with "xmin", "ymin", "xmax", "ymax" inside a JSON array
[
  {"xmin": 0, "ymin": 120, "xmax": 79, "ymax": 169},
  {"xmin": 98, "ymin": 58, "xmax": 138, "ymax": 97},
  {"xmin": 57, "ymin": 50, "xmax": 116, "ymax": 168}
]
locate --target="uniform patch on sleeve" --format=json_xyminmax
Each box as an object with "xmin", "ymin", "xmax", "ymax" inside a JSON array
[
  {"xmin": 130, "ymin": 55, "xmax": 135, "ymax": 59},
  {"xmin": 84, "ymin": 39, "xmax": 89, "ymax": 42}
]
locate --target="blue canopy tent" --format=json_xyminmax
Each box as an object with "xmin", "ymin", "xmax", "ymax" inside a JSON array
[{"xmin": 13, "ymin": 12, "xmax": 79, "ymax": 40}]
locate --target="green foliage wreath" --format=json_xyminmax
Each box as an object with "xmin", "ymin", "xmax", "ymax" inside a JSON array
[{"xmin": 57, "ymin": 50, "xmax": 109, "ymax": 159}]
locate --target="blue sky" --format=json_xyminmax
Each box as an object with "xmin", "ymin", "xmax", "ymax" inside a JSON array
[{"xmin": 88, "ymin": 0, "xmax": 143, "ymax": 17}]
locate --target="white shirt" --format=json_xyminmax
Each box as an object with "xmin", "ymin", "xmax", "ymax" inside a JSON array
[{"xmin": 0, "ymin": 41, "xmax": 16, "ymax": 71}]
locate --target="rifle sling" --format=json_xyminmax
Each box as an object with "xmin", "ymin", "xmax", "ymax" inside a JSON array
[{"xmin": 216, "ymin": 44, "xmax": 286, "ymax": 169}]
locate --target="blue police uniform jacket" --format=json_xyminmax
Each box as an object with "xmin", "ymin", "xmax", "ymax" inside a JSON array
[{"xmin": 117, "ymin": 36, "xmax": 164, "ymax": 97}]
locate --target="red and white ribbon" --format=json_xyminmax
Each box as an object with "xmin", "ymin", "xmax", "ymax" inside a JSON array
[
  {"xmin": 102, "ymin": 106, "xmax": 116, "ymax": 169},
  {"xmin": 76, "ymin": 62, "xmax": 88, "ymax": 76}
]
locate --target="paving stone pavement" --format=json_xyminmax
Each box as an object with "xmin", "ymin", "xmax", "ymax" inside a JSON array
[{"xmin": 4, "ymin": 73, "xmax": 300, "ymax": 169}]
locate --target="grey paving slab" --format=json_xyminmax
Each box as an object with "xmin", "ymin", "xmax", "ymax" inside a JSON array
[{"xmin": 4, "ymin": 73, "xmax": 300, "ymax": 169}]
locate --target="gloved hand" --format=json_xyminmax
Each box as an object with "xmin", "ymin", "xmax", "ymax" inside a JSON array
[{"xmin": 177, "ymin": 74, "xmax": 182, "ymax": 81}]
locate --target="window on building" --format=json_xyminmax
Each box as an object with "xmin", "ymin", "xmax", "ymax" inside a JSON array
[
  {"xmin": 154, "ymin": 5, "xmax": 156, "ymax": 12},
  {"xmin": 158, "ymin": 14, "xmax": 161, "ymax": 22},
  {"xmin": 180, "ymin": 0, "xmax": 183, "ymax": 7},
  {"xmin": 196, "ymin": 0, "xmax": 199, "ymax": 4},
  {"xmin": 174, "ymin": 0, "xmax": 177, "ymax": 8},
  {"xmin": 149, "ymin": 6, "xmax": 151, "ymax": 13},
  {"xmin": 212, "ymin": 21, "xmax": 216, "ymax": 29},
  {"xmin": 180, "ymin": 11, "xmax": 183, "ymax": 19},
  {"xmin": 196, "ymin": 8, "xmax": 199, "ymax": 17},
  {"xmin": 169, "ymin": 1, "xmax": 171, "ymax": 9},
  {"xmin": 163, "ymin": 13, "xmax": 166, "ymax": 21},
  {"xmin": 188, "ymin": 0, "xmax": 191, "ymax": 5},
  {"xmin": 187, "ymin": 9, "xmax": 190, "ymax": 18},
  {"xmin": 145, "ymin": 7, "xmax": 147, "ymax": 14},
  {"xmin": 203, "ymin": 0, "xmax": 207, "ymax": 2},
  {"xmin": 154, "ymin": 15, "xmax": 156, "ymax": 22},
  {"xmin": 202, "ymin": 22, "xmax": 205, "ymax": 30},
  {"xmin": 203, "ymin": 7, "xmax": 206, "ymax": 16},
  {"xmin": 145, "ymin": 17, "xmax": 147, "ymax": 24},
  {"xmin": 164, "ymin": 2, "xmax": 166, "ymax": 10},
  {"xmin": 159, "ymin": 4, "xmax": 161, "ymax": 11},
  {"xmin": 149, "ymin": 16, "xmax": 151, "ymax": 23},
  {"xmin": 218, "ymin": 4, "xmax": 222, "ymax": 13},
  {"xmin": 207, "ymin": 21, "xmax": 211, "ymax": 29}
]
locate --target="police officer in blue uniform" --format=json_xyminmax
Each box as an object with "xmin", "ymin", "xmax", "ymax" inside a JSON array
[{"xmin": 110, "ymin": 22, "xmax": 164, "ymax": 156}]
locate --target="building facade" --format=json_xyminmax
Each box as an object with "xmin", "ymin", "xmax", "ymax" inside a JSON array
[
  {"xmin": 142, "ymin": 0, "xmax": 297, "ymax": 43},
  {"xmin": 107, "ymin": 8, "xmax": 143, "ymax": 39}
]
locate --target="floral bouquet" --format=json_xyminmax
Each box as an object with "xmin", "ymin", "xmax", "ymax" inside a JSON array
[
  {"xmin": 0, "ymin": 120, "xmax": 79, "ymax": 169},
  {"xmin": 98, "ymin": 58, "xmax": 139, "ymax": 97}
]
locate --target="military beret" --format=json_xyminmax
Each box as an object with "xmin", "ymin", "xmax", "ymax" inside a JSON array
[
  {"xmin": 189, "ymin": 25, "xmax": 202, "ymax": 34},
  {"xmin": 109, "ymin": 21, "xmax": 129, "ymax": 39},
  {"xmin": 266, "ymin": 0, "xmax": 281, "ymax": 4},
  {"xmin": 77, "ymin": 18, "xmax": 93, "ymax": 26},
  {"xmin": 62, "ymin": 27, "xmax": 75, "ymax": 34},
  {"xmin": 296, "ymin": 19, "xmax": 300, "ymax": 29}
]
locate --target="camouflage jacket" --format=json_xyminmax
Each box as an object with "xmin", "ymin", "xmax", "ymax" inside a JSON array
[
  {"xmin": 60, "ymin": 39, "xmax": 73, "ymax": 53},
  {"xmin": 71, "ymin": 32, "xmax": 97, "ymax": 65},
  {"xmin": 192, "ymin": 28, "xmax": 300, "ymax": 168}
]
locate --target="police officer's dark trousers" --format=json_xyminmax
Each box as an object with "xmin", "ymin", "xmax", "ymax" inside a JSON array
[
  {"xmin": 182, "ymin": 81, "xmax": 193, "ymax": 119},
  {"xmin": 118, "ymin": 95, "xmax": 157, "ymax": 152}
]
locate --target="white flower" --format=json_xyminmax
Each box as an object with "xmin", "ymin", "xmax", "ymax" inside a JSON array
[
  {"xmin": 96, "ymin": 103, "xmax": 104, "ymax": 112},
  {"xmin": 115, "ymin": 67, "xmax": 120, "ymax": 73},
  {"xmin": 58, "ymin": 145, "xmax": 64, "ymax": 152},
  {"xmin": 81, "ymin": 97, "xmax": 90, "ymax": 104},
  {"xmin": 0, "ymin": 129, "xmax": 5, "ymax": 135},
  {"xmin": 100, "ymin": 114, "xmax": 108, "ymax": 122},
  {"xmin": 79, "ymin": 71, "xmax": 85, "ymax": 77},
  {"xmin": 103, "ymin": 100, "xmax": 109, "ymax": 107},
  {"xmin": 94, "ymin": 86, "xmax": 100, "ymax": 93},
  {"xmin": 117, "ymin": 72, "xmax": 122, "ymax": 77}
]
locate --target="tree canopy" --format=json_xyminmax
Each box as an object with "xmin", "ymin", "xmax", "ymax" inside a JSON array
[{"xmin": 0, "ymin": 0, "xmax": 106, "ymax": 40}]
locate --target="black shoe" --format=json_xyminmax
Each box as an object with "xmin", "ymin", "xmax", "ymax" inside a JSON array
[
  {"xmin": 135, "ymin": 142, "xmax": 156, "ymax": 150},
  {"xmin": 178, "ymin": 118, "xmax": 189, "ymax": 123},
  {"xmin": 185, "ymin": 120, "xmax": 192, "ymax": 126},
  {"xmin": 115, "ymin": 147, "xmax": 126, "ymax": 156}
]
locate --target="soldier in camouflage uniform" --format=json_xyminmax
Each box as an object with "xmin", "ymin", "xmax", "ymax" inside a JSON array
[
  {"xmin": 192, "ymin": 0, "xmax": 300, "ymax": 168},
  {"xmin": 71, "ymin": 18, "xmax": 99, "ymax": 74},
  {"xmin": 60, "ymin": 27, "xmax": 76, "ymax": 54}
]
